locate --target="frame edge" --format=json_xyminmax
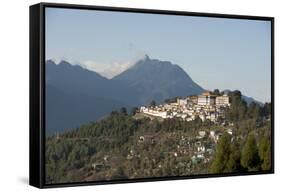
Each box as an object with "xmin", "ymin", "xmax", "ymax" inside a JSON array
[{"xmin": 29, "ymin": 3, "xmax": 43, "ymax": 188}]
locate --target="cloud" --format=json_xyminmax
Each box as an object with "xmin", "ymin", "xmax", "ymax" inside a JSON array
[
  {"xmin": 49, "ymin": 42, "xmax": 148, "ymax": 79},
  {"xmin": 78, "ymin": 48, "xmax": 149, "ymax": 78},
  {"xmin": 101, "ymin": 61, "xmax": 135, "ymax": 79},
  {"xmin": 80, "ymin": 60, "xmax": 135, "ymax": 79}
]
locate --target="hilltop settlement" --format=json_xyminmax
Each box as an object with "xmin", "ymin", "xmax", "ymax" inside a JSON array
[
  {"xmin": 46, "ymin": 89, "xmax": 271, "ymax": 184},
  {"xmin": 140, "ymin": 91, "xmax": 230, "ymax": 122},
  {"xmin": 45, "ymin": 57, "xmax": 271, "ymax": 184}
]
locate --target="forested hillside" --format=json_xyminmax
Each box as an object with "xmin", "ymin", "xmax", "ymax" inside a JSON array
[{"xmin": 45, "ymin": 91, "xmax": 271, "ymax": 184}]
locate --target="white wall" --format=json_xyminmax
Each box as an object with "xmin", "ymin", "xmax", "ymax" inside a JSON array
[{"xmin": 0, "ymin": 0, "xmax": 279, "ymax": 190}]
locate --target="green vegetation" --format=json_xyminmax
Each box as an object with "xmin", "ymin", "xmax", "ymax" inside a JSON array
[
  {"xmin": 150, "ymin": 100, "xmax": 156, "ymax": 107},
  {"xmin": 46, "ymin": 111, "xmax": 209, "ymax": 183},
  {"xmin": 241, "ymin": 133, "xmax": 260, "ymax": 171},
  {"xmin": 45, "ymin": 91, "xmax": 272, "ymax": 184},
  {"xmin": 210, "ymin": 91, "xmax": 271, "ymax": 173}
]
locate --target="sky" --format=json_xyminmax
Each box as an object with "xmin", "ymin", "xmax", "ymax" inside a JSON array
[{"xmin": 46, "ymin": 7, "xmax": 272, "ymax": 103}]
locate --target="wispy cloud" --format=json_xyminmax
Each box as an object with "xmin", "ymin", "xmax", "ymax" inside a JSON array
[
  {"xmin": 78, "ymin": 48, "xmax": 148, "ymax": 78},
  {"xmin": 49, "ymin": 45, "xmax": 148, "ymax": 79},
  {"xmin": 80, "ymin": 60, "xmax": 135, "ymax": 79}
]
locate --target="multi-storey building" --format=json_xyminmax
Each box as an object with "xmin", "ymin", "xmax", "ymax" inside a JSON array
[
  {"xmin": 197, "ymin": 92, "xmax": 216, "ymax": 106},
  {"xmin": 215, "ymin": 94, "xmax": 230, "ymax": 106}
]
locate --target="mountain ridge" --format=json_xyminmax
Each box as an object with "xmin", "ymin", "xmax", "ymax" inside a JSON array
[
  {"xmin": 45, "ymin": 57, "xmax": 263, "ymax": 135},
  {"xmin": 112, "ymin": 55, "xmax": 204, "ymax": 105},
  {"xmin": 46, "ymin": 57, "xmax": 205, "ymax": 135}
]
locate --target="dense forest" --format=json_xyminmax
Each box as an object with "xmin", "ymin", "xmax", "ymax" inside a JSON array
[{"xmin": 45, "ymin": 90, "xmax": 272, "ymax": 184}]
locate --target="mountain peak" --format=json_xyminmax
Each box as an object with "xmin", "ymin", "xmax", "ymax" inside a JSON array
[
  {"xmin": 46, "ymin": 59, "xmax": 56, "ymax": 65},
  {"xmin": 58, "ymin": 60, "xmax": 72, "ymax": 67},
  {"xmin": 113, "ymin": 57, "xmax": 204, "ymax": 104},
  {"xmin": 136, "ymin": 55, "xmax": 174, "ymax": 68},
  {"xmin": 144, "ymin": 54, "xmax": 150, "ymax": 61}
]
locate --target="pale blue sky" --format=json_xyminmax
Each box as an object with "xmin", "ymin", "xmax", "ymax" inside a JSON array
[{"xmin": 46, "ymin": 7, "xmax": 271, "ymax": 103}]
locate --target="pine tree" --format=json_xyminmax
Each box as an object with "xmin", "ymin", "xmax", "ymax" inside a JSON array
[
  {"xmin": 258, "ymin": 137, "xmax": 271, "ymax": 170},
  {"xmin": 225, "ymin": 141, "xmax": 242, "ymax": 172},
  {"xmin": 241, "ymin": 134, "xmax": 260, "ymax": 171},
  {"xmin": 150, "ymin": 100, "xmax": 156, "ymax": 107},
  {"xmin": 209, "ymin": 133, "xmax": 231, "ymax": 173}
]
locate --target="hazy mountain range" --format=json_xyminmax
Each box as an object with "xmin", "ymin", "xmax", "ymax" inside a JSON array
[{"xmin": 46, "ymin": 56, "xmax": 261, "ymax": 135}]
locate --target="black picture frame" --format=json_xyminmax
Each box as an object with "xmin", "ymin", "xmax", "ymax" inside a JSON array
[{"xmin": 30, "ymin": 2, "xmax": 275, "ymax": 189}]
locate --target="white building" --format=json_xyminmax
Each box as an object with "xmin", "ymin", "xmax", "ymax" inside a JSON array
[
  {"xmin": 198, "ymin": 92, "xmax": 216, "ymax": 106},
  {"xmin": 198, "ymin": 131, "xmax": 206, "ymax": 137},
  {"xmin": 209, "ymin": 131, "xmax": 216, "ymax": 141},
  {"xmin": 227, "ymin": 128, "xmax": 233, "ymax": 135},
  {"xmin": 140, "ymin": 106, "xmax": 147, "ymax": 112},
  {"xmin": 197, "ymin": 146, "xmax": 206, "ymax": 153},
  {"xmin": 199, "ymin": 113, "xmax": 206, "ymax": 121},
  {"xmin": 146, "ymin": 110, "xmax": 168, "ymax": 118},
  {"xmin": 216, "ymin": 95, "xmax": 230, "ymax": 106},
  {"xmin": 206, "ymin": 112, "xmax": 216, "ymax": 122},
  {"xmin": 177, "ymin": 98, "xmax": 188, "ymax": 106}
]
